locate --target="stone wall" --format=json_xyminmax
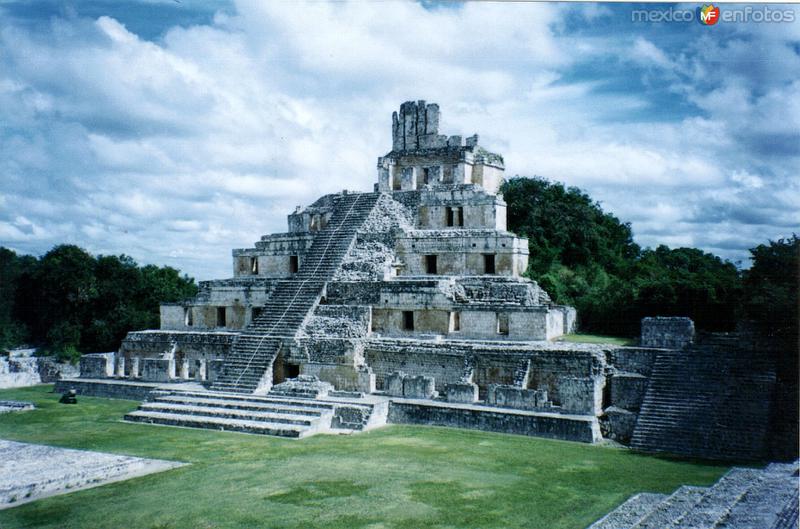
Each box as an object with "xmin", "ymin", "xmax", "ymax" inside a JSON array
[
  {"xmin": 162, "ymin": 278, "xmax": 275, "ymax": 331},
  {"xmin": 395, "ymin": 231, "xmax": 528, "ymax": 277},
  {"xmin": 608, "ymin": 347, "xmax": 659, "ymax": 376},
  {"xmin": 415, "ymin": 187, "xmax": 507, "ymax": 231},
  {"xmin": 641, "ymin": 317, "xmax": 695, "ymax": 349},
  {"xmin": 0, "ymin": 353, "xmax": 78, "ymax": 389},
  {"xmin": 388, "ymin": 401, "xmax": 600, "ymax": 443},
  {"xmin": 54, "ymin": 379, "xmax": 159, "ymax": 400},
  {"xmin": 366, "ymin": 348, "xmax": 464, "ymax": 391},
  {"xmin": 609, "ymin": 373, "xmax": 648, "ymax": 410},
  {"xmin": 326, "ymin": 281, "xmax": 382, "ymax": 305},
  {"xmin": 558, "ymin": 377, "xmax": 603, "ymax": 415}
]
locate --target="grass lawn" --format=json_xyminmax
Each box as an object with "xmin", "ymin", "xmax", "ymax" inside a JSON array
[
  {"xmin": 556, "ymin": 334, "xmax": 636, "ymax": 346},
  {"xmin": 0, "ymin": 385, "xmax": 728, "ymax": 529}
]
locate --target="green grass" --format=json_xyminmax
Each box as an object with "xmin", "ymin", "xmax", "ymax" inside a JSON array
[
  {"xmin": 0, "ymin": 385, "xmax": 728, "ymax": 529},
  {"xmin": 556, "ymin": 334, "xmax": 636, "ymax": 346}
]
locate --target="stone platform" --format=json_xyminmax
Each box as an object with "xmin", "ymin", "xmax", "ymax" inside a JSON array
[
  {"xmin": 55, "ymin": 378, "xmax": 602, "ymax": 443},
  {"xmin": 0, "ymin": 440, "xmax": 184, "ymax": 509}
]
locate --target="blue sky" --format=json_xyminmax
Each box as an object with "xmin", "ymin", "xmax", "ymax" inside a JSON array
[{"xmin": 0, "ymin": 0, "xmax": 798, "ymax": 279}]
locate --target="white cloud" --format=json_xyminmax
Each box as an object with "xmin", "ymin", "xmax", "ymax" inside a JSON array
[{"xmin": 0, "ymin": 1, "xmax": 797, "ymax": 279}]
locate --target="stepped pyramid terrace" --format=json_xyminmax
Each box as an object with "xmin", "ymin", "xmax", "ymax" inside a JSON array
[{"xmin": 58, "ymin": 102, "xmax": 783, "ymax": 461}]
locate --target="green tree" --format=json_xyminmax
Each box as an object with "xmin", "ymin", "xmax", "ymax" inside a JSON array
[
  {"xmin": 4, "ymin": 245, "xmax": 197, "ymax": 356},
  {"xmin": 0, "ymin": 248, "xmax": 36, "ymax": 349},
  {"xmin": 17, "ymin": 245, "xmax": 97, "ymax": 355},
  {"xmin": 633, "ymin": 246, "xmax": 741, "ymax": 331},
  {"xmin": 501, "ymin": 176, "xmax": 743, "ymax": 336},
  {"xmin": 501, "ymin": 177, "xmax": 639, "ymax": 277},
  {"xmin": 743, "ymin": 235, "xmax": 799, "ymax": 341}
]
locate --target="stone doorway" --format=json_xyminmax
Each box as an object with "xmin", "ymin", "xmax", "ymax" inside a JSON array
[{"xmin": 272, "ymin": 350, "xmax": 300, "ymax": 385}]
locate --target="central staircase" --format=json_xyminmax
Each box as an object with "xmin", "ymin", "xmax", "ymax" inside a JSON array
[
  {"xmin": 211, "ymin": 192, "xmax": 380, "ymax": 394},
  {"xmin": 630, "ymin": 334, "xmax": 776, "ymax": 460}
]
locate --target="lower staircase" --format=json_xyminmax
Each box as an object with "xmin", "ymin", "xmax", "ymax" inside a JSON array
[
  {"xmin": 125, "ymin": 389, "xmax": 335, "ymax": 438},
  {"xmin": 588, "ymin": 461, "xmax": 799, "ymax": 529},
  {"xmin": 211, "ymin": 191, "xmax": 380, "ymax": 394},
  {"xmin": 630, "ymin": 334, "xmax": 776, "ymax": 460},
  {"xmin": 124, "ymin": 386, "xmax": 386, "ymax": 439}
]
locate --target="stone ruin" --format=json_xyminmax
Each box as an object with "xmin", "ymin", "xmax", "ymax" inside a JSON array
[{"xmin": 56, "ymin": 102, "xmax": 787, "ymax": 460}]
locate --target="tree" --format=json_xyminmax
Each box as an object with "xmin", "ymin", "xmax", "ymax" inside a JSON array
[
  {"xmin": 633, "ymin": 246, "xmax": 741, "ymax": 331},
  {"xmin": 501, "ymin": 177, "xmax": 639, "ymax": 277},
  {"xmin": 0, "ymin": 248, "xmax": 36, "ymax": 349},
  {"xmin": 2, "ymin": 245, "xmax": 197, "ymax": 357},
  {"xmin": 19, "ymin": 245, "xmax": 97, "ymax": 354},
  {"xmin": 743, "ymin": 235, "xmax": 799, "ymax": 341},
  {"xmin": 501, "ymin": 176, "xmax": 743, "ymax": 336}
]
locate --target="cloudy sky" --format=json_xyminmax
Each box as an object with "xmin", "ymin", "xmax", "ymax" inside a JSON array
[{"xmin": 1, "ymin": 1, "xmax": 798, "ymax": 280}]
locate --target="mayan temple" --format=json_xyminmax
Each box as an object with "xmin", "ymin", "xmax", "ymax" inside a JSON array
[{"xmin": 60, "ymin": 102, "xmax": 778, "ymax": 461}]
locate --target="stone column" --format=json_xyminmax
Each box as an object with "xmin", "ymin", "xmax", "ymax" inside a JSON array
[
  {"xmin": 195, "ymin": 359, "xmax": 207, "ymax": 382},
  {"xmin": 130, "ymin": 357, "xmax": 140, "ymax": 378},
  {"xmin": 180, "ymin": 359, "xmax": 189, "ymax": 380},
  {"xmin": 116, "ymin": 356, "xmax": 126, "ymax": 378}
]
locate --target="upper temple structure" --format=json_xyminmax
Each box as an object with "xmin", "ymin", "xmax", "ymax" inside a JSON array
[
  {"xmin": 62, "ymin": 102, "xmax": 782, "ymax": 465},
  {"xmin": 150, "ymin": 98, "xmax": 576, "ymax": 394}
]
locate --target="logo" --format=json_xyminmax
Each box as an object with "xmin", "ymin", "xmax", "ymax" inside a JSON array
[{"xmin": 698, "ymin": 4, "xmax": 720, "ymax": 25}]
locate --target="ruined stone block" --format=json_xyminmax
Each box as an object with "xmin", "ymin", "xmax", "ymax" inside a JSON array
[
  {"xmin": 357, "ymin": 367, "xmax": 376, "ymax": 394},
  {"xmin": 641, "ymin": 317, "xmax": 695, "ymax": 349},
  {"xmin": 386, "ymin": 371, "xmax": 406, "ymax": 397},
  {"xmin": 403, "ymin": 375, "xmax": 437, "ymax": 400},
  {"xmin": 445, "ymin": 382, "xmax": 478, "ymax": 404},
  {"xmin": 140, "ymin": 358, "xmax": 174, "ymax": 383},
  {"xmin": 271, "ymin": 375, "xmax": 332, "ymax": 398},
  {"xmin": 79, "ymin": 353, "xmax": 115, "ymax": 379},
  {"xmin": 557, "ymin": 377, "xmax": 600, "ymax": 415},
  {"xmin": 486, "ymin": 385, "xmax": 549, "ymax": 410}
]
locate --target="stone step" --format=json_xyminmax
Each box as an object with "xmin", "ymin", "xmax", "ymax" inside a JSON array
[
  {"xmin": 672, "ymin": 468, "xmax": 761, "ymax": 529},
  {"xmin": 154, "ymin": 394, "xmax": 330, "ymax": 415},
  {"xmin": 590, "ymin": 463, "xmax": 799, "ymax": 529},
  {"xmin": 155, "ymin": 390, "xmax": 338, "ymax": 410},
  {"xmin": 139, "ymin": 402, "xmax": 321, "ymax": 426},
  {"xmin": 631, "ymin": 486, "xmax": 706, "ymax": 529},
  {"xmin": 713, "ymin": 465, "xmax": 799, "ymax": 529},
  {"xmin": 770, "ymin": 493, "xmax": 799, "ymax": 529},
  {"xmin": 124, "ymin": 410, "xmax": 311, "ymax": 438},
  {"xmin": 588, "ymin": 492, "xmax": 668, "ymax": 529},
  {"xmin": 631, "ymin": 342, "xmax": 774, "ymax": 460}
]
